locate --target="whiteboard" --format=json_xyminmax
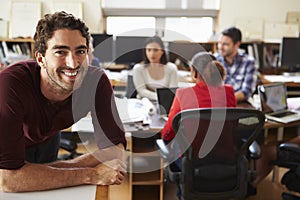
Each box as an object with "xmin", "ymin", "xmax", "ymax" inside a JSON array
[
  {"xmin": 10, "ymin": 0, "xmax": 41, "ymax": 38},
  {"xmin": 51, "ymin": 0, "xmax": 83, "ymax": 19}
]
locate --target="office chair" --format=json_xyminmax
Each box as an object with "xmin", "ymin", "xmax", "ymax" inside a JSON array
[
  {"xmin": 58, "ymin": 131, "xmax": 83, "ymax": 160},
  {"xmin": 274, "ymin": 143, "xmax": 300, "ymax": 200},
  {"xmin": 156, "ymin": 108, "xmax": 265, "ymax": 200},
  {"xmin": 125, "ymin": 75, "xmax": 137, "ymax": 98}
]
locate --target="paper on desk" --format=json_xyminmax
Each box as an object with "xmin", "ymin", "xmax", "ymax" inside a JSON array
[
  {"xmin": 287, "ymin": 97, "xmax": 300, "ymax": 110},
  {"xmin": 0, "ymin": 185, "xmax": 96, "ymax": 200},
  {"xmin": 141, "ymin": 97, "xmax": 155, "ymax": 115},
  {"xmin": 115, "ymin": 97, "xmax": 148, "ymax": 123},
  {"xmin": 263, "ymin": 75, "xmax": 300, "ymax": 83},
  {"xmin": 72, "ymin": 97, "xmax": 154, "ymax": 131},
  {"xmin": 72, "ymin": 116, "xmax": 94, "ymax": 132}
]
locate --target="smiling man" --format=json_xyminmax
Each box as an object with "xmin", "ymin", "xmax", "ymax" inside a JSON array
[{"xmin": 0, "ymin": 11, "xmax": 126, "ymax": 192}]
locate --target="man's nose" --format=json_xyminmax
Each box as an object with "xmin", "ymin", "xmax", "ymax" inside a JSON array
[{"xmin": 66, "ymin": 53, "xmax": 78, "ymax": 68}]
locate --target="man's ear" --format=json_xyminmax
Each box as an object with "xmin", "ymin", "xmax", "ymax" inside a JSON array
[
  {"xmin": 235, "ymin": 41, "xmax": 241, "ymax": 49},
  {"xmin": 35, "ymin": 51, "xmax": 45, "ymax": 68}
]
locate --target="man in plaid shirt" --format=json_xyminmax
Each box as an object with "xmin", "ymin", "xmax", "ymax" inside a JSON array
[{"xmin": 215, "ymin": 26, "xmax": 258, "ymax": 103}]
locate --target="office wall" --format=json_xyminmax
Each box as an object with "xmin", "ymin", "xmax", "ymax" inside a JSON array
[
  {"xmin": 0, "ymin": 0, "xmax": 102, "ymax": 33},
  {"xmin": 219, "ymin": 0, "xmax": 300, "ymax": 31},
  {"xmin": 0, "ymin": 0, "xmax": 299, "ymax": 37}
]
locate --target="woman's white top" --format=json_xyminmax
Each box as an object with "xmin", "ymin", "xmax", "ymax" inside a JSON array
[{"xmin": 132, "ymin": 62, "xmax": 178, "ymax": 100}]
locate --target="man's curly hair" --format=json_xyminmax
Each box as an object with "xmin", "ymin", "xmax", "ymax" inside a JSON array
[{"xmin": 34, "ymin": 11, "xmax": 90, "ymax": 56}]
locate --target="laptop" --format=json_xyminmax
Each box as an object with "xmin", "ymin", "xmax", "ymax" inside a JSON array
[
  {"xmin": 156, "ymin": 87, "xmax": 178, "ymax": 121},
  {"xmin": 258, "ymin": 83, "xmax": 300, "ymax": 123}
]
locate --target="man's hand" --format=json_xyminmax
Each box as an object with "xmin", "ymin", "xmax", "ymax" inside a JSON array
[{"xmin": 92, "ymin": 159, "xmax": 127, "ymax": 185}]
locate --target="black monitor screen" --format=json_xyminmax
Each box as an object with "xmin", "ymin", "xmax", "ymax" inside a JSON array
[
  {"xmin": 280, "ymin": 37, "xmax": 300, "ymax": 71},
  {"xmin": 168, "ymin": 42, "xmax": 206, "ymax": 65},
  {"xmin": 115, "ymin": 36, "xmax": 148, "ymax": 65},
  {"xmin": 91, "ymin": 34, "xmax": 113, "ymax": 62}
]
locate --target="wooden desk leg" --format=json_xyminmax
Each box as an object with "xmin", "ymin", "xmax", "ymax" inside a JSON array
[
  {"xmin": 276, "ymin": 127, "xmax": 284, "ymax": 141},
  {"xmin": 95, "ymin": 185, "xmax": 109, "ymax": 200},
  {"xmin": 272, "ymin": 127, "xmax": 284, "ymax": 182},
  {"xmin": 264, "ymin": 128, "xmax": 269, "ymax": 141}
]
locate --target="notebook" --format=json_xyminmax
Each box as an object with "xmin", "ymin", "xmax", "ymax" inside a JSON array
[
  {"xmin": 156, "ymin": 87, "xmax": 178, "ymax": 121},
  {"xmin": 258, "ymin": 83, "xmax": 300, "ymax": 123}
]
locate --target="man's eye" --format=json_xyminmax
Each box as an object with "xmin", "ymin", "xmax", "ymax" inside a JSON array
[
  {"xmin": 77, "ymin": 50, "xmax": 87, "ymax": 54},
  {"xmin": 55, "ymin": 50, "xmax": 66, "ymax": 55}
]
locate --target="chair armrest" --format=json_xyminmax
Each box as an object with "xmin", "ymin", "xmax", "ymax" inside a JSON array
[
  {"xmin": 156, "ymin": 139, "xmax": 170, "ymax": 160},
  {"xmin": 275, "ymin": 143, "xmax": 300, "ymax": 169},
  {"xmin": 279, "ymin": 143, "xmax": 300, "ymax": 154},
  {"xmin": 248, "ymin": 141, "xmax": 261, "ymax": 160}
]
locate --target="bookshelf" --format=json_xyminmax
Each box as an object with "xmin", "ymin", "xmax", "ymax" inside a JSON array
[
  {"xmin": 128, "ymin": 132, "xmax": 164, "ymax": 200},
  {"xmin": 0, "ymin": 38, "xmax": 34, "ymax": 65}
]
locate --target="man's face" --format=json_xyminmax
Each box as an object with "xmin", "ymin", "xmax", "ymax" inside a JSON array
[
  {"xmin": 39, "ymin": 29, "xmax": 88, "ymax": 94},
  {"xmin": 217, "ymin": 35, "xmax": 238, "ymax": 58}
]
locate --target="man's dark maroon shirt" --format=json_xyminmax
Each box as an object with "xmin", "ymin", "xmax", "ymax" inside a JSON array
[{"xmin": 0, "ymin": 60, "xmax": 126, "ymax": 169}]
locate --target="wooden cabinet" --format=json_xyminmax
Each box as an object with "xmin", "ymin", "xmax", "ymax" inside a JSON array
[
  {"xmin": 0, "ymin": 38, "xmax": 34, "ymax": 65},
  {"xmin": 128, "ymin": 132, "xmax": 164, "ymax": 200}
]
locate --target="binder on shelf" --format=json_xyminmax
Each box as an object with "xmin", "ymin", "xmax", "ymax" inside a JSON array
[
  {"xmin": 0, "ymin": 20, "xmax": 8, "ymax": 38},
  {"xmin": 0, "ymin": 43, "xmax": 5, "ymax": 63},
  {"xmin": 10, "ymin": 1, "xmax": 41, "ymax": 38},
  {"xmin": 263, "ymin": 23, "xmax": 299, "ymax": 43},
  {"xmin": 51, "ymin": 0, "xmax": 83, "ymax": 19},
  {"xmin": 234, "ymin": 18, "xmax": 264, "ymax": 40},
  {"xmin": 286, "ymin": 11, "xmax": 300, "ymax": 34}
]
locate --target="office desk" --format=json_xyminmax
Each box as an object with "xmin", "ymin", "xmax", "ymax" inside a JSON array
[
  {"xmin": 73, "ymin": 98, "xmax": 300, "ymax": 193},
  {"xmin": 0, "ymin": 185, "xmax": 108, "ymax": 200},
  {"xmin": 95, "ymin": 185, "xmax": 109, "ymax": 200},
  {"xmin": 260, "ymin": 74, "xmax": 300, "ymax": 96}
]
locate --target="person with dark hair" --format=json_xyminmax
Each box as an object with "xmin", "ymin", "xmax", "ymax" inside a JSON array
[
  {"xmin": 161, "ymin": 52, "xmax": 236, "ymax": 142},
  {"xmin": 215, "ymin": 26, "xmax": 258, "ymax": 103},
  {"xmin": 88, "ymin": 36, "xmax": 101, "ymax": 68},
  {"xmin": 0, "ymin": 11, "xmax": 126, "ymax": 192},
  {"xmin": 132, "ymin": 36, "xmax": 178, "ymax": 100},
  {"xmin": 160, "ymin": 52, "xmax": 236, "ymax": 198}
]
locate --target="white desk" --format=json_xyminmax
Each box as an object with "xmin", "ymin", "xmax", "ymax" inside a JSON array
[
  {"xmin": 0, "ymin": 185, "xmax": 96, "ymax": 200},
  {"xmin": 0, "ymin": 185, "xmax": 109, "ymax": 200}
]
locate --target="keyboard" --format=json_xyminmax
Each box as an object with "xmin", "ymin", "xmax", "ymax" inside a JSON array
[{"xmin": 271, "ymin": 111, "xmax": 297, "ymax": 118}]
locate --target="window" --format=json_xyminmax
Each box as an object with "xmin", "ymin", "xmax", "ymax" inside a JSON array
[
  {"xmin": 102, "ymin": 0, "xmax": 219, "ymax": 42},
  {"xmin": 102, "ymin": 0, "xmax": 164, "ymax": 9},
  {"xmin": 164, "ymin": 17, "xmax": 214, "ymax": 42},
  {"xmin": 106, "ymin": 17, "xmax": 156, "ymax": 36}
]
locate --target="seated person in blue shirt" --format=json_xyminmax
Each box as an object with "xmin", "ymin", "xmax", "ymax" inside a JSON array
[
  {"xmin": 215, "ymin": 26, "xmax": 257, "ymax": 103},
  {"xmin": 88, "ymin": 36, "xmax": 101, "ymax": 68}
]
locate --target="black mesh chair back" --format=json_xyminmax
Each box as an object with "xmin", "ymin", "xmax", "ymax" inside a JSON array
[{"xmin": 168, "ymin": 108, "xmax": 265, "ymax": 200}]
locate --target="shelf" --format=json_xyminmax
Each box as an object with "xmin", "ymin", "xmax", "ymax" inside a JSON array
[
  {"xmin": 0, "ymin": 38, "xmax": 34, "ymax": 43},
  {"xmin": 0, "ymin": 38, "xmax": 35, "ymax": 63},
  {"xmin": 133, "ymin": 180, "xmax": 162, "ymax": 185},
  {"xmin": 103, "ymin": 8, "xmax": 219, "ymax": 18},
  {"xmin": 132, "ymin": 185, "xmax": 161, "ymax": 200},
  {"xmin": 132, "ymin": 171, "xmax": 162, "ymax": 184},
  {"xmin": 128, "ymin": 132, "xmax": 164, "ymax": 200}
]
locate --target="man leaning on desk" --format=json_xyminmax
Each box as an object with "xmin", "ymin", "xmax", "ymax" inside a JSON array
[
  {"xmin": 0, "ymin": 11, "xmax": 126, "ymax": 192},
  {"xmin": 215, "ymin": 26, "xmax": 258, "ymax": 103}
]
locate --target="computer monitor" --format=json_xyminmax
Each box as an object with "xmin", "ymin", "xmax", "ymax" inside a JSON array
[
  {"xmin": 91, "ymin": 33, "xmax": 113, "ymax": 62},
  {"xmin": 115, "ymin": 36, "xmax": 148, "ymax": 66},
  {"xmin": 280, "ymin": 37, "xmax": 300, "ymax": 72},
  {"xmin": 168, "ymin": 42, "xmax": 206, "ymax": 67}
]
